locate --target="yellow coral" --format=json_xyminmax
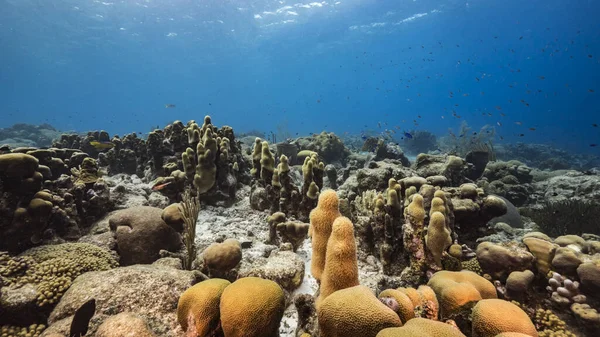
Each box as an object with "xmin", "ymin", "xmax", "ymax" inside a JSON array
[
  {"xmin": 405, "ymin": 194, "xmax": 425, "ymax": 226},
  {"xmin": 426, "ymin": 211, "xmax": 452, "ymax": 267},
  {"xmin": 318, "ymin": 285, "xmax": 402, "ymax": 337},
  {"xmin": 177, "ymin": 278, "xmax": 230, "ymax": 335},
  {"xmin": 471, "ymin": 299, "xmax": 537, "ymax": 337},
  {"xmin": 376, "ymin": 318, "xmax": 466, "ymax": 337},
  {"xmin": 427, "ymin": 270, "xmax": 496, "ymax": 317},
  {"xmin": 317, "ymin": 216, "xmax": 359, "ymax": 308},
  {"xmin": 378, "ymin": 289, "xmax": 416, "ymax": 323},
  {"xmin": 202, "ymin": 239, "xmax": 242, "ymax": 273},
  {"xmin": 309, "ymin": 190, "xmax": 341, "ymax": 282},
  {"xmin": 219, "ymin": 277, "xmax": 285, "ymax": 337}
]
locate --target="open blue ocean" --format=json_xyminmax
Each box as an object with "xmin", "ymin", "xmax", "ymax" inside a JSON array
[{"xmin": 2, "ymin": 0, "xmax": 599, "ymax": 154}]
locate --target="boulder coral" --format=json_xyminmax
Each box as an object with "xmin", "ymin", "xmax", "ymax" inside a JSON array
[
  {"xmin": 427, "ymin": 270, "xmax": 497, "ymax": 317},
  {"xmin": 177, "ymin": 278, "xmax": 230, "ymax": 336},
  {"xmin": 376, "ymin": 318, "xmax": 466, "ymax": 337},
  {"xmin": 318, "ymin": 285, "xmax": 402, "ymax": 337},
  {"xmin": 109, "ymin": 206, "xmax": 182, "ymax": 265},
  {"xmin": 471, "ymin": 299, "xmax": 537, "ymax": 337},
  {"xmin": 201, "ymin": 239, "xmax": 242, "ymax": 276},
  {"xmin": 219, "ymin": 277, "xmax": 285, "ymax": 337}
]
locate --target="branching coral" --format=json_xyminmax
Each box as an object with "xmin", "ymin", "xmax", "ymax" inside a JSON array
[
  {"xmin": 1, "ymin": 243, "xmax": 117, "ymax": 307},
  {"xmin": 439, "ymin": 121, "xmax": 497, "ymax": 158},
  {"xmin": 178, "ymin": 189, "xmax": 200, "ymax": 270}
]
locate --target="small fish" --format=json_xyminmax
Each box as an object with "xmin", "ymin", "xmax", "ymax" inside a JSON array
[
  {"xmin": 165, "ymin": 104, "xmax": 176, "ymax": 108},
  {"xmin": 515, "ymin": 122, "xmax": 522, "ymax": 125},
  {"xmin": 403, "ymin": 132, "xmax": 413, "ymax": 139},
  {"xmin": 529, "ymin": 127, "xmax": 536, "ymax": 131},
  {"xmin": 152, "ymin": 181, "xmax": 172, "ymax": 191},
  {"xmin": 89, "ymin": 141, "xmax": 114, "ymax": 150},
  {"xmin": 497, "ymin": 122, "xmax": 502, "ymax": 126},
  {"xmin": 591, "ymin": 144, "xmax": 598, "ymax": 147},
  {"xmin": 70, "ymin": 299, "xmax": 95, "ymax": 337},
  {"xmin": 593, "ymin": 124, "xmax": 598, "ymax": 127}
]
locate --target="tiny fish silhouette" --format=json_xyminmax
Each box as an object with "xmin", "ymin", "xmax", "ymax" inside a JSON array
[{"xmin": 70, "ymin": 299, "xmax": 95, "ymax": 337}]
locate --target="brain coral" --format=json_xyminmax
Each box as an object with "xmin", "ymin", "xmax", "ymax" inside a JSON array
[
  {"xmin": 177, "ymin": 278, "xmax": 230, "ymax": 336},
  {"xmin": 376, "ymin": 318, "xmax": 466, "ymax": 337},
  {"xmin": 427, "ymin": 270, "xmax": 497, "ymax": 317},
  {"xmin": 471, "ymin": 299, "xmax": 537, "ymax": 337},
  {"xmin": 318, "ymin": 285, "xmax": 402, "ymax": 337},
  {"xmin": 219, "ymin": 277, "xmax": 285, "ymax": 337}
]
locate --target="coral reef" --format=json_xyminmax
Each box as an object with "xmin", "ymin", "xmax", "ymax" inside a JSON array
[
  {"xmin": 2, "ymin": 118, "xmax": 599, "ymax": 337},
  {"xmin": 0, "ymin": 123, "xmax": 63, "ymax": 148},
  {"xmin": 401, "ymin": 130, "xmax": 438, "ymax": 155}
]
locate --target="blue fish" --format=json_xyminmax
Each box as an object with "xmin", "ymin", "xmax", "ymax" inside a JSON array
[{"xmin": 403, "ymin": 132, "xmax": 413, "ymax": 139}]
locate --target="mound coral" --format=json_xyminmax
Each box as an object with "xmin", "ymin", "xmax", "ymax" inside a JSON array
[
  {"xmin": 219, "ymin": 277, "xmax": 285, "ymax": 337},
  {"xmin": 177, "ymin": 278, "xmax": 230, "ymax": 336},
  {"xmin": 201, "ymin": 239, "xmax": 242, "ymax": 277},
  {"xmin": 427, "ymin": 270, "xmax": 497, "ymax": 317},
  {"xmin": 376, "ymin": 318, "xmax": 466, "ymax": 337},
  {"xmin": 317, "ymin": 285, "xmax": 402, "ymax": 337},
  {"xmin": 471, "ymin": 299, "xmax": 537, "ymax": 337}
]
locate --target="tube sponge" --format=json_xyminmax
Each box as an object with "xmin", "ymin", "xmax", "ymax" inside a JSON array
[
  {"xmin": 309, "ymin": 190, "xmax": 341, "ymax": 282},
  {"xmin": 317, "ymin": 216, "xmax": 359, "ymax": 308}
]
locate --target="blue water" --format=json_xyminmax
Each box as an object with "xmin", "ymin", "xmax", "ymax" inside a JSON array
[{"xmin": 1, "ymin": 0, "xmax": 599, "ymax": 154}]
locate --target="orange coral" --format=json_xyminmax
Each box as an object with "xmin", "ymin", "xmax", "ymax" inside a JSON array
[
  {"xmin": 219, "ymin": 277, "xmax": 285, "ymax": 337},
  {"xmin": 177, "ymin": 278, "xmax": 230, "ymax": 336},
  {"xmin": 427, "ymin": 270, "xmax": 496, "ymax": 317},
  {"xmin": 376, "ymin": 318, "xmax": 466, "ymax": 337},
  {"xmin": 309, "ymin": 189, "xmax": 341, "ymax": 282},
  {"xmin": 471, "ymin": 299, "xmax": 537, "ymax": 337},
  {"xmin": 317, "ymin": 216, "xmax": 359, "ymax": 308},
  {"xmin": 318, "ymin": 285, "xmax": 402, "ymax": 337}
]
